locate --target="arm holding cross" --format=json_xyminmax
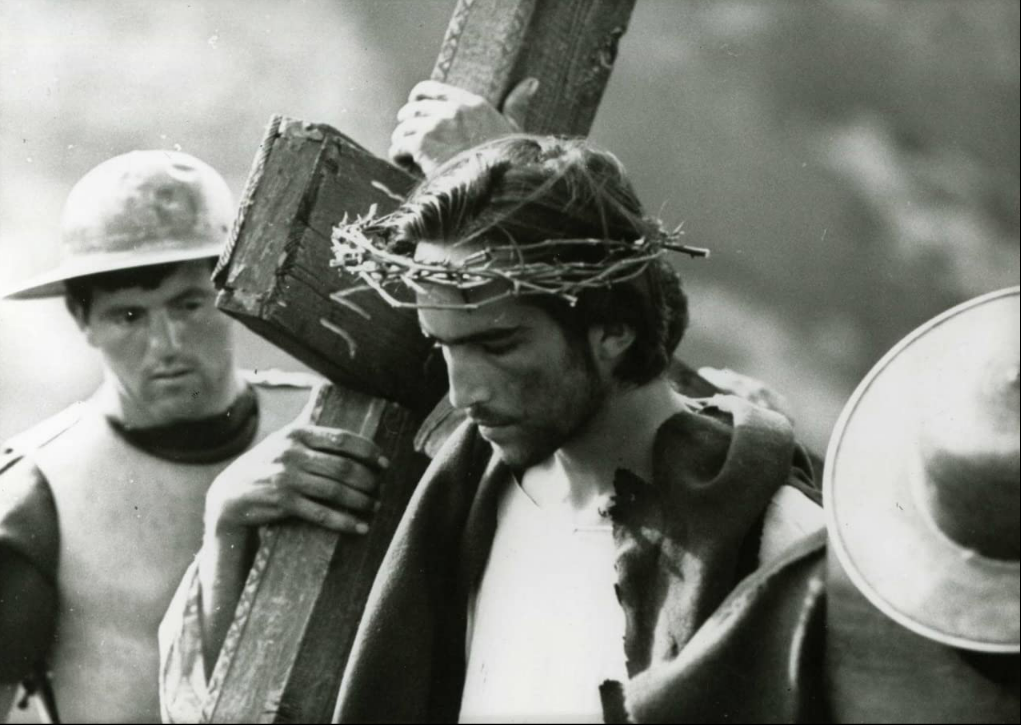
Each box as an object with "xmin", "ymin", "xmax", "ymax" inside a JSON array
[{"xmin": 184, "ymin": 422, "xmax": 386, "ymax": 683}]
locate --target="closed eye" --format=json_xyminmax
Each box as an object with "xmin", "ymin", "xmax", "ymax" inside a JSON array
[
  {"xmin": 420, "ymin": 325, "xmax": 524, "ymax": 350},
  {"xmin": 480, "ymin": 340, "xmax": 519, "ymax": 355},
  {"xmin": 425, "ymin": 334, "xmax": 520, "ymax": 357}
]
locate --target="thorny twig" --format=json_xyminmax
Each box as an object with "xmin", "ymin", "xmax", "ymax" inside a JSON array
[{"xmin": 330, "ymin": 210, "xmax": 709, "ymax": 311}]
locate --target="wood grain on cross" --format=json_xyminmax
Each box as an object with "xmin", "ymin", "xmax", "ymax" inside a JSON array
[{"xmin": 199, "ymin": 1, "xmax": 710, "ymax": 722}]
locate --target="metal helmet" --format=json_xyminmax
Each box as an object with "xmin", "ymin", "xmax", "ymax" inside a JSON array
[
  {"xmin": 1, "ymin": 150, "xmax": 234, "ymax": 299},
  {"xmin": 826, "ymin": 285, "xmax": 1020, "ymax": 653}
]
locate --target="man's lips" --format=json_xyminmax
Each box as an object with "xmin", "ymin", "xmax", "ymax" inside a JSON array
[
  {"xmin": 472, "ymin": 416, "xmax": 521, "ymax": 442},
  {"xmin": 149, "ymin": 368, "xmax": 195, "ymax": 381}
]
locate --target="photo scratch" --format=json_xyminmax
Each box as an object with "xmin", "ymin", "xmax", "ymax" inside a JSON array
[
  {"xmin": 329, "ymin": 291, "xmax": 372, "ymax": 320},
  {"xmin": 319, "ymin": 317, "xmax": 358, "ymax": 358},
  {"xmin": 371, "ymin": 180, "xmax": 405, "ymax": 202}
]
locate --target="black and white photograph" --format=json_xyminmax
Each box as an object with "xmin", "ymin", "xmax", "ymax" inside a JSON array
[{"xmin": 1, "ymin": 2, "xmax": 1018, "ymax": 722}]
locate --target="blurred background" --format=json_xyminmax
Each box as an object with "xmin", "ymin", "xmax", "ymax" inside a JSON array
[{"xmin": 1, "ymin": 0, "xmax": 1018, "ymax": 454}]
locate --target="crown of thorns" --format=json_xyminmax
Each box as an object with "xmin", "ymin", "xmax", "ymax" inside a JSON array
[{"xmin": 329, "ymin": 205, "xmax": 709, "ymax": 311}]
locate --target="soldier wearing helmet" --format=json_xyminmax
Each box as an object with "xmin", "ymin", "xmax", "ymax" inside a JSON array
[{"xmin": 0, "ymin": 151, "xmax": 384, "ymax": 723}]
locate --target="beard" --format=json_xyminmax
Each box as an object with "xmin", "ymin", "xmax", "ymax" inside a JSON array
[{"xmin": 479, "ymin": 336, "xmax": 609, "ymax": 471}]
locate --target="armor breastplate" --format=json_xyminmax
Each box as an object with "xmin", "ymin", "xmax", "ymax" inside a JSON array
[{"xmin": 30, "ymin": 376, "xmax": 313, "ymax": 723}]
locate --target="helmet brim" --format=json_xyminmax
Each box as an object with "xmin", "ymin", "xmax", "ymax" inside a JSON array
[
  {"xmin": 1, "ymin": 241, "xmax": 225, "ymax": 300},
  {"xmin": 824, "ymin": 285, "xmax": 1020, "ymax": 653}
]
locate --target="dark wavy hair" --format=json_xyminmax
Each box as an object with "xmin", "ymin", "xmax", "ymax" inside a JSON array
[
  {"xmin": 64, "ymin": 259, "xmax": 216, "ymax": 321},
  {"xmin": 384, "ymin": 134, "xmax": 688, "ymax": 386}
]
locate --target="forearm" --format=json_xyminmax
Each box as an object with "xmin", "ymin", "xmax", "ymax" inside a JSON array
[
  {"xmin": 196, "ymin": 528, "xmax": 257, "ymax": 679},
  {"xmin": 188, "ymin": 420, "xmax": 384, "ymax": 680},
  {"xmin": 1, "ymin": 682, "xmax": 16, "ymax": 719},
  {"xmin": 0, "ymin": 549, "xmax": 56, "ymax": 683}
]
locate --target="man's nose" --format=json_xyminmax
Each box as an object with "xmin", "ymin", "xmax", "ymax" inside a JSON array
[
  {"xmin": 147, "ymin": 310, "xmax": 183, "ymax": 353},
  {"xmin": 445, "ymin": 348, "xmax": 491, "ymax": 410}
]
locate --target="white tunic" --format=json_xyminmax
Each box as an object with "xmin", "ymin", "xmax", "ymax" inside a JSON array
[
  {"xmin": 458, "ymin": 478, "xmax": 824, "ymax": 723},
  {"xmin": 459, "ymin": 480, "xmax": 627, "ymax": 723}
]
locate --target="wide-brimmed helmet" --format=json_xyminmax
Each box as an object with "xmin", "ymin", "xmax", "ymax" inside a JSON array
[
  {"xmin": 1, "ymin": 150, "xmax": 233, "ymax": 300},
  {"xmin": 826, "ymin": 285, "xmax": 1020, "ymax": 653}
]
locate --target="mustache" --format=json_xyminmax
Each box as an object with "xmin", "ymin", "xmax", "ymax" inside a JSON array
[{"xmin": 467, "ymin": 407, "xmax": 517, "ymax": 427}]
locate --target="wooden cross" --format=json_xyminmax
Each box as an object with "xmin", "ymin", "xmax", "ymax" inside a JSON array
[{"xmin": 198, "ymin": 2, "xmax": 720, "ymax": 722}]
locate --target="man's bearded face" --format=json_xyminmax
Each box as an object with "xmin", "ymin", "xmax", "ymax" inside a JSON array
[
  {"xmin": 412, "ymin": 236, "xmax": 612, "ymax": 471},
  {"xmin": 417, "ymin": 286, "xmax": 609, "ymax": 470}
]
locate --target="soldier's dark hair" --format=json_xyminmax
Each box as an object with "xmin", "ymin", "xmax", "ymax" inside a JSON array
[{"xmin": 64, "ymin": 259, "xmax": 217, "ymax": 321}]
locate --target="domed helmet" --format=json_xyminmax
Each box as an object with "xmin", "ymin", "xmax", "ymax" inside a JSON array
[{"xmin": 1, "ymin": 150, "xmax": 234, "ymax": 300}]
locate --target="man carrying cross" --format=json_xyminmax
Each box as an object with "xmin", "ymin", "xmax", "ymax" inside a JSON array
[{"xmin": 161, "ymin": 133, "xmax": 822, "ymax": 722}]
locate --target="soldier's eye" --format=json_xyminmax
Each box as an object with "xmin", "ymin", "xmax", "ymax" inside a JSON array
[
  {"xmin": 113, "ymin": 308, "xmax": 144, "ymax": 325},
  {"xmin": 177, "ymin": 298, "xmax": 205, "ymax": 312}
]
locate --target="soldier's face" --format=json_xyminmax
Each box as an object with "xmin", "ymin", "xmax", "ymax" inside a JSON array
[{"xmin": 77, "ymin": 260, "xmax": 238, "ymax": 427}]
